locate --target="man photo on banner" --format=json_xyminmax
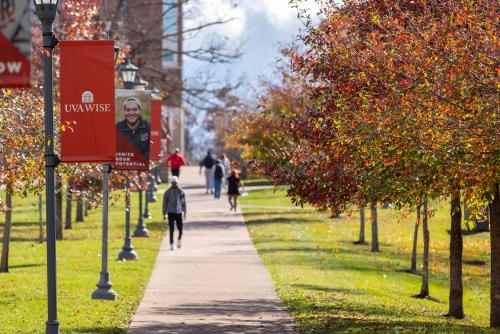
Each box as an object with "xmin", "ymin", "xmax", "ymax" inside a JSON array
[{"xmin": 116, "ymin": 96, "xmax": 150, "ymax": 160}]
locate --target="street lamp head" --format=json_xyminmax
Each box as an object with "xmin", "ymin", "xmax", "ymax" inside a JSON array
[
  {"xmin": 34, "ymin": 0, "xmax": 58, "ymax": 4},
  {"xmin": 119, "ymin": 59, "xmax": 138, "ymax": 89},
  {"xmin": 151, "ymin": 88, "xmax": 161, "ymax": 100},
  {"xmin": 33, "ymin": 0, "xmax": 59, "ymax": 31},
  {"xmin": 134, "ymin": 75, "xmax": 148, "ymax": 91}
]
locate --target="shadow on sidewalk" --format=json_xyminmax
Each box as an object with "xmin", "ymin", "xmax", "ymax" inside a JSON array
[
  {"xmin": 129, "ymin": 321, "xmax": 292, "ymax": 334},
  {"xmin": 184, "ymin": 220, "xmax": 242, "ymax": 230},
  {"xmin": 129, "ymin": 299, "xmax": 295, "ymax": 334},
  {"xmin": 73, "ymin": 327, "xmax": 126, "ymax": 333}
]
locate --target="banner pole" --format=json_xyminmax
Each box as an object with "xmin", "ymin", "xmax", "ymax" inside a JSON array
[
  {"xmin": 33, "ymin": 3, "xmax": 60, "ymax": 333},
  {"xmin": 149, "ymin": 172, "xmax": 158, "ymax": 202},
  {"xmin": 134, "ymin": 183, "xmax": 150, "ymax": 237},
  {"xmin": 143, "ymin": 175, "xmax": 152, "ymax": 218},
  {"xmin": 119, "ymin": 177, "xmax": 138, "ymax": 260},
  {"xmin": 92, "ymin": 164, "xmax": 117, "ymax": 300}
]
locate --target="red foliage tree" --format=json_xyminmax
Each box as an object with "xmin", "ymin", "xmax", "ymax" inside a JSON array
[{"xmin": 239, "ymin": 0, "xmax": 498, "ymax": 324}]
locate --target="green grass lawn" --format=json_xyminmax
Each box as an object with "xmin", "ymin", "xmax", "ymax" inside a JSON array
[
  {"xmin": 240, "ymin": 178, "xmax": 272, "ymax": 187},
  {"xmin": 241, "ymin": 187, "xmax": 497, "ymax": 334},
  {"xmin": 0, "ymin": 188, "xmax": 167, "ymax": 334}
]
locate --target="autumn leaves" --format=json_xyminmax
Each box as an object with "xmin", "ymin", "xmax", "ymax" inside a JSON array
[{"xmin": 235, "ymin": 0, "xmax": 499, "ymax": 327}]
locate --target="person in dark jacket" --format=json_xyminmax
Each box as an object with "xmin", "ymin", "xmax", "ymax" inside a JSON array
[
  {"xmin": 212, "ymin": 159, "xmax": 225, "ymax": 199},
  {"xmin": 227, "ymin": 170, "xmax": 243, "ymax": 211},
  {"xmin": 116, "ymin": 97, "xmax": 150, "ymax": 159},
  {"xmin": 199, "ymin": 150, "xmax": 215, "ymax": 194},
  {"xmin": 162, "ymin": 176, "xmax": 187, "ymax": 250}
]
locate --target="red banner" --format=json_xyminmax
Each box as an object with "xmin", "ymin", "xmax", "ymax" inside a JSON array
[
  {"xmin": 60, "ymin": 41, "xmax": 116, "ymax": 163},
  {"xmin": 0, "ymin": 0, "xmax": 31, "ymax": 88},
  {"xmin": 114, "ymin": 89, "xmax": 151, "ymax": 171},
  {"xmin": 150, "ymin": 99, "xmax": 162, "ymax": 161}
]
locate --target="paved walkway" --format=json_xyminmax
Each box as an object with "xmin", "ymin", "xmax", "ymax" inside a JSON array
[{"xmin": 128, "ymin": 167, "xmax": 297, "ymax": 334}]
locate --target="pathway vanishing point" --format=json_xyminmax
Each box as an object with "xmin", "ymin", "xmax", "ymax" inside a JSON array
[{"xmin": 128, "ymin": 166, "xmax": 297, "ymax": 334}]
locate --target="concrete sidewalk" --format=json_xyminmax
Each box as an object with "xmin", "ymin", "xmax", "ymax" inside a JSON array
[{"xmin": 128, "ymin": 167, "xmax": 296, "ymax": 334}]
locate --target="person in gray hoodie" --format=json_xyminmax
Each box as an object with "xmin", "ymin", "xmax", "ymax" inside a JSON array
[{"xmin": 162, "ymin": 176, "xmax": 187, "ymax": 250}]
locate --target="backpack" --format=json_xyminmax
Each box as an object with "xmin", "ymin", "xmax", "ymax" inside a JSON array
[
  {"xmin": 214, "ymin": 165, "xmax": 224, "ymax": 180},
  {"xmin": 203, "ymin": 155, "xmax": 215, "ymax": 169}
]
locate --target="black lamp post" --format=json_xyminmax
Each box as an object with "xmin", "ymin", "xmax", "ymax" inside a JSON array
[
  {"xmin": 33, "ymin": 1, "xmax": 60, "ymax": 333},
  {"xmin": 119, "ymin": 59, "xmax": 138, "ymax": 90},
  {"xmin": 134, "ymin": 179, "xmax": 150, "ymax": 237},
  {"xmin": 118, "ymin": 60, "xmax": 139, "ymax": 260},
  {"xmin": 132, "ymin": 75, "xmax": 150, "ymax": 237},
  {"xmin": 118, "ymin": 178, "xmax": 138, "ymax": 260},
  {"xmin": 91, "ymin": 46, "xmax": 121, "ymax": 301},
  {"xmin": 148, "ymin": 175, "xmax": 157, "ymax": 202},
  {"xmin": 143, "ymin": 176, "xmax": 152, "ymax": 219},
  {"xmin": 91, "ymin": 163, "xmax": 117, "ymax": 300}
]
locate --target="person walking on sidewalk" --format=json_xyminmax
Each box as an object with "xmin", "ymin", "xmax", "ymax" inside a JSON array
[
  {"xmin": 227, "ymin": 169, "xmax": 243, "ymax": 211},
  {"xmin": 162, "ymin": 176, "xmax": 187, "ymax": 251},
  {"xmin": 167, "ymin": 148, "xmax": 186, "ymax": 177},
  {"xmin": 199, "ymin": 150, "xmax": 215, "ymax": 194},
  {"xmin": 220, "ymin": 154, "xmax": 231, "ymax": 175},
  {"xmin": 220, "ymin": 154, "xmax": 231, "ymax": 189},
  {"xmin": 212, "ymin": 159, "xmax": 225, "ymax": 199}
]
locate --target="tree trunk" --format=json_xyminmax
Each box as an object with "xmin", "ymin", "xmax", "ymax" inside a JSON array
[
  {"xmin": 330, "ymin": 206, "xmax": 340, "ymax": 218},
  {"xmin": 84, "ymin": 198, "xmax": 90, "ymax": 217},
  {"xmin": 410, "ymin": 205, "xmax": 421, "ymax": 272},
  {"xmin": 419, "ymin": 200, "xmax": 430, "ymax": 296},
  {"xmin": 76, "ymin": 197, "xmax": 84, "ymax": 222},
  {"xmin": 38, "ymin": 193, "xmax": 43, "ymax": 243},
  {"xmin": 1, "ymin": 191, "xmax": 13, "ymax": 273},
  {"xmin": 357, "ymin": 206, "xmax": 366, "ymax": 244},
  {"xmin": 490, "ymin": 183, "xmax": 500, "ymax": 327},
  {"xmin": 65, "ymin": 185, "xmax": 72, "ymax": 230},
  {"xmin": 448, "ymin": 191, "xmax": 464, "ymax": 318},
  {"xmin": 370, "ymin": 199, "xmax": 379, "ymax": 252},
  {"xmin": 55, "ymin": 176, "xmax": 63, "ymax": 240}
]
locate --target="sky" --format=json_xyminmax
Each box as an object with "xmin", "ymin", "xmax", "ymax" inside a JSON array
[
  {"xmin": 184, "ymin": 0, "xmax": 319, "ymax": 102},
  {"xmin": 183, "ymin": 0, "xmax": 320, "ymax": 156}
]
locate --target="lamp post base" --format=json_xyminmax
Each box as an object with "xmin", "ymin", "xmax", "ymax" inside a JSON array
[
  {"xmin": 119, "ymin": 236, "xmax": 138, "ymax": 260},
  {"xmin": 118, "ymin": 248, "xmax": 138, "ymax": 261},
  {"xmin": 45, "ymin": 320, "xmax": 60, "ymax": 334},
  {"xmin": 91, "ymin": 272, "xmax": 118, "ymax": 300},
  {"xmin": 133, "ymin": 226, "xmax": 150, "ymax": 237}
]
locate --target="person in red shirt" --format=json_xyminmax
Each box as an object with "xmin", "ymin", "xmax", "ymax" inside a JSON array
[{"xmin": 167, "ymin": 148, "xmax": 186, "ymax": 177}]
